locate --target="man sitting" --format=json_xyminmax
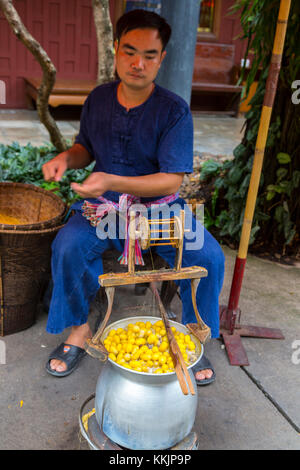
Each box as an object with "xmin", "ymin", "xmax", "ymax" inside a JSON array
[{"xmin": 42, "ymin": 9, "xmax": 225, "ymax": 384}]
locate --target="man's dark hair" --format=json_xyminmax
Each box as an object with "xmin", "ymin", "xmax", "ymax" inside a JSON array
[{"xmin": 116, "ymin": 9, "xmax": 172, "ymax": 51}]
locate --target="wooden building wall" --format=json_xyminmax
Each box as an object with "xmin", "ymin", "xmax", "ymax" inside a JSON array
[
  {"xmin": 196, "ymin": 0, "xmax": 246, "ymax": 65},
  {"xmin": 0, "ymin": 0, "xmax": 110, "ymax": 108},
  {"xmin": 0, "ymin": 0, "xmax": 246, "ymax": 109}
]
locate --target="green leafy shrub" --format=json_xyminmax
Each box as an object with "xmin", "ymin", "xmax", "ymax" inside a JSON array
[
  {"xmin": 199, "ymin": 0, "xmax": 300, "ymax": 254},
  {"xmin": 0, "ymin": 142, "xmax": 94, "ymax": 205}
]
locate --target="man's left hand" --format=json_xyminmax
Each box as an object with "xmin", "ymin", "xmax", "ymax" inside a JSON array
[{"xmin": 71, "ymin": 172, "xmax": 110, "ymax": 198}]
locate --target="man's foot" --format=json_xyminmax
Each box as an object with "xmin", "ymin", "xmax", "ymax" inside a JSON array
[
  {"xmin": 194, "ymin": 369, "xmax": 214, "ymax": 382},
  {"xmin": 49, "ymin": 323, "xmax": 92, "ymax": 374},
  {"xmin": 192, "ymin": 355, "xmax": 215, "ymax": 386}
]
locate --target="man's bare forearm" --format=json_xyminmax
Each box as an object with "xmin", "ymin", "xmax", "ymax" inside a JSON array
[
  {"xmin": 64, "ymin": 143, "xmax": 94, "ymax": 169},
  {"xmin": 108, "ymin": 172, "xmax": 184, "ymax": 197},
  {"xmin": 71, "ymin": 171, "xmax": 184, "ymax": 199}
]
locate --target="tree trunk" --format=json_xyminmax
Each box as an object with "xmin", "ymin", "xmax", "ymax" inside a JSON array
[
  {"xmin": 0, "ymin": 0, "xmax": 67, "ymax": 152},
  {"xmin": 92, "ymin": 0, "xmax": 115, "ymax": 85}
]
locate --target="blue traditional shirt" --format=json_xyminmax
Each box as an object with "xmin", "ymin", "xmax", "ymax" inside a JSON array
[{"xmin": 75, "ymin": 80, "xmax": 194, "ymax": 203}]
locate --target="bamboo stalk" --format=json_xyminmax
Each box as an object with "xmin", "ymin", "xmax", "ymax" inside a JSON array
[
  {"xmin": 224, "ymin": 0, "xmax": 292, "ymax": 332},
  {"xmin": 237, "ymin": 0, "xmax": 291, "ymax": 260}
]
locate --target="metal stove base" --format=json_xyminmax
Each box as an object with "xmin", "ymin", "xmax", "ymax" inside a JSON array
[{"xmin": 79, "ymin": 394, "xmax": 198, "ymax": 451}]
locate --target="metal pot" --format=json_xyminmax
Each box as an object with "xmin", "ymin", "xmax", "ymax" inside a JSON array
[{"xmin": 95, "ymin": 316, "xmax": 203, "ymax": 450}]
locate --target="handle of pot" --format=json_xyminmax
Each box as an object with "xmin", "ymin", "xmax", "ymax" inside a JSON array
[{"xmin": 78, "ymin": 393, "xmax": 99, "ymax": 450}]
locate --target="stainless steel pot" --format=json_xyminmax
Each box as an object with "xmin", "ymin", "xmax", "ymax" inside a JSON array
[{"xmin": 95, "ymin": 316, "xmax": 203, "ymax": 450}]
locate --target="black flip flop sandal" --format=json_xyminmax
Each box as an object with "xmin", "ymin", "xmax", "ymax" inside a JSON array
[
  {"xmin": 192, "ymin": 355, "xmax": 215, "ymax": 386},
  {"xmin": 46, "ymin": 343, "xmax": 86, "ymax": 377}
]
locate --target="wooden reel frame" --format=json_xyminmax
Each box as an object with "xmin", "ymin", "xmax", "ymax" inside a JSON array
[{"xmin": 128, "ymin": 209, "xmax": 185, "ymax": 274}]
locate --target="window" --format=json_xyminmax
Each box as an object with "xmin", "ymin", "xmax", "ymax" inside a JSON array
[
  {"xmin": 198, "ymin": 0, "xmax": 215, "ymax": 33},
  {"xmin": 197, "ymin": 0, "xmax": 221, "ymax": 41}
]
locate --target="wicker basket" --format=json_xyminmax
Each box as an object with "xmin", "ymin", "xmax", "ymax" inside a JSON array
[
  {"xmin": 0, "ymin": 183, "xmax": 67, "ymax": 336},
  {"xmin": 0, "ymin": 182, "xmax": 66, "ymax": 231}
]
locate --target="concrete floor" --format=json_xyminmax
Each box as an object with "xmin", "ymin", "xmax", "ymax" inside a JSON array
[
  {"xmin": 0, "ymin": 109, "xmax": 299, "ymax": 451},
  {"xmin": 0, "ymin": 108, "xmax": 80, "ymax": 147}
]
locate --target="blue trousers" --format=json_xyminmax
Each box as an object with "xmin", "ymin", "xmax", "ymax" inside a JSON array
[{"xmin": 46, "ymin": 198, "xmax": 225, "ymax": 338}]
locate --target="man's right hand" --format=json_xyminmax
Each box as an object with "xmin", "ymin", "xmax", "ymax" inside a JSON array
[
  {"xmin": 42, "ymin": 144, "xmax": 93, "ymax": 182},
  {"xmin": 42, "ymin": 152, "xmax": 68, "ymax": 182}
]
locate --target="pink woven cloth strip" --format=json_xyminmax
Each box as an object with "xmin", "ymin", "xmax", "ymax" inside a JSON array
[{"xmin": 82, "ymin": 192, "xmax": 179, "ymax": 265}]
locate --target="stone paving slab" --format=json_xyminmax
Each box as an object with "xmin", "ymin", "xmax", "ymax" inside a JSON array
[
  {"xmin": 194, "ymin": 340, "xmax": 299, "ymax": 450},
  {"xmin": 220, "ymin": 246, "xmax": 300, "ymax": 428},
  {"xmin": 192, "ymin": 113, "xmax": 246, "ymax": 157}
]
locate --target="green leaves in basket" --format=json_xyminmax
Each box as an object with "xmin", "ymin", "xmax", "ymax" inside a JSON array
[{"xmin": 0, "ymin": 142, "xmax": 95, "ymax": 205}]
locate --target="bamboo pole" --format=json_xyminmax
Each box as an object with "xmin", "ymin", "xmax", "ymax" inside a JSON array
[
  {"xmin": 238, "ymin": 0, "xmax": 291, "ymax": 260},
  {"xmin": 225, "ymin": 0, "xmax": 292, "ymax": 326}
]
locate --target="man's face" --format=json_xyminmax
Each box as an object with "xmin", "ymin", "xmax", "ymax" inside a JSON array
[{"xmin": 115, "ymin": 28, "xmax": 166, "ymax": 91}]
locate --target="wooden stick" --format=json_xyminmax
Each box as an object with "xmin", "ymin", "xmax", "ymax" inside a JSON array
[
  {"xmin": 85, "ymin": 287, "xmax": 115, "ymax": 361},
  {"xmin": 174, "ymin": 211, "xmax": 184, "ymax": 271},
  {"xmin": 149, "ymin": 229, "xmax": 190, "ymax": 234},
  {"xmin": 128, "ymin": 212, "xmax": 136, "ymax": 274},
  {"xmin": 148, "ymin": 219, "xmax": 176, "ymax": 223},
  {"xmin": 190, "ymin": 279, "xmax": 209, "ymax": 330},
  {"xmin": 149, "ymin": 237, "xmax": 174, "ymax": 241},
  {"xmin": 92, "ymin": 287, "xmax": 115, "ymax": 343},
  {"xmin": 150, "ymin": 282, "xmax": 195, "ymax": 396},
  {"xmin": 186, "ymin": 278, "xmax": 211, "ymax": 344},
  {"xmin": 149, "ymin": 242, "xmax": 177, "ymax": 247},
  {"xmin": 98, "ymin": 265, "xmax": 208, "ymax": 287}
]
